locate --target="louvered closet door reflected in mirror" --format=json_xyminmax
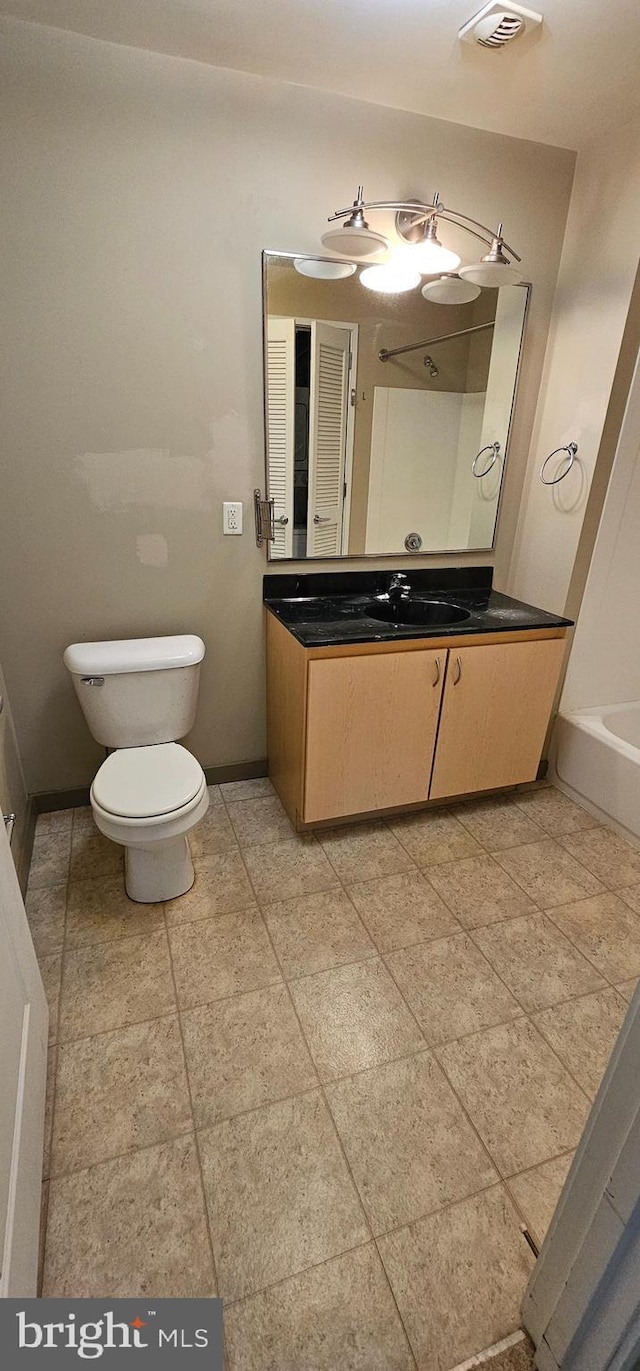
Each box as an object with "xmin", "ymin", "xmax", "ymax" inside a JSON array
[
  {"xmin": 307, "ymin": 321, "xmax": 351, "ymax": 556},
  {"xmin": 265, "ymin": 310, "xmax": 356, "ymax": 558},
  {"xmin": 266, "ymin": 317, "xmax": 295, "ymax": 557}
]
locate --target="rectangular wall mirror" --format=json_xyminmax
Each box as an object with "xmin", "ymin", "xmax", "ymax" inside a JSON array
[{"xmin": 262, "ymin": 250, "xmax": 529, "ymax": 560}]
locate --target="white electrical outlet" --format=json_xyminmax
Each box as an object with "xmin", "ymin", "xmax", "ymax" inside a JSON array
[{"xmin": 223, "ymin": 501, "xmax": 243, "ymax": 535}]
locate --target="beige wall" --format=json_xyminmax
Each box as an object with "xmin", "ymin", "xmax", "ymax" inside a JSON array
[
  {"xmin": 508, "ymin": 113, "xmax": 640, "ymax": 614},
  {"xmin": 0, "ymin": 17, "xmax": 575, "ymax": 793}
]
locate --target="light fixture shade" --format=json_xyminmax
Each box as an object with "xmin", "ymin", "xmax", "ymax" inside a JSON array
[
  {"xmin": 412, "ymin": 240, "xmax": 461, "ymax": 274},
  {"xmin": 421, "ymin": 275, "xmax": 481, "ymax": 304},
  {"xmin": 459, "ymin": 261, "xmax": 523, "ymax": 286},
  {"xmin": 294, "ymin": 257, "xmax": 357, "ymax": 280},
  {"xmin": 321, "ymin": 225, "xmax": 389, "ymax": 259},
  {"xmin": 360, "ymin": 262, "xmax": 422, "ymax": 294}
]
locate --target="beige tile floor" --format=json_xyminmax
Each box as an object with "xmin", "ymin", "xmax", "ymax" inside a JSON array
[{"xmin": 28, "ymin": 781, "xmax": 640, "ymax": 1371}]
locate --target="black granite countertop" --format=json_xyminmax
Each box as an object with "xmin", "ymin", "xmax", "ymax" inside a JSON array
[{"xmin": 263, "ymin": 567, "xmax": 573, "ymax": 648}]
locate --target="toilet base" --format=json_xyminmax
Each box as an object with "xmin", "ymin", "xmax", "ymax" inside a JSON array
[{"xmin": 124, "ymin": 834, "xmax": 195, "ymax": 903}]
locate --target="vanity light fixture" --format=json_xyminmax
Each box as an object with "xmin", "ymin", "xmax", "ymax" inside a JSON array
[
  {"xmin": 458, "ymin": 225, "xmax": 523, "ymax": 286},
  {"xmin": 320, "ymin": 188, "xmax": 389, "ymax": 259},
  {"xmin": 411, "ymin": 219, "xmax": 461, "ymax": 275},
  {"xmin": 322, "ymin": 189, "xmax": 524, "ymax": 288},
  {"xmin": 293, "ymin": 257, "xmax": 357, "ymax": 280},
  {"xmin": 360, "ymin": 259, "xmax": 422, "ymax": 294},
  {"xmin": 421, "ymin": 275, "xmax": 482, "ymax": 304}
]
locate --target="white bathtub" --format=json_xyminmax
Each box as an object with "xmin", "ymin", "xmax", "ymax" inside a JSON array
[{"xmin": 555, "ymin": 702, "xmax": 640, "ymax": 843}]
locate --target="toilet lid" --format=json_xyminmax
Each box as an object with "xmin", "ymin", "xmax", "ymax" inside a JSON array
[{"xmin": 92, "ymin": 743, "xmax": 204, "ymax": 819}]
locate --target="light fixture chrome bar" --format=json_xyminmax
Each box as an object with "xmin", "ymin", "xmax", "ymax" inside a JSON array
[
  {"xmin": 328, "ymin": 199, "xmax": 521, "ymax": 262},
  {"xmin": 437, "ymin": 210, "xmax": 521, "ymax": 262},
  {"xmin": 328, "ymin": 199, "xmax": 441, "ymax": 222},
  {"xmin": 379, "ymin": 320, "xmax": 495, "ymax": 363}
]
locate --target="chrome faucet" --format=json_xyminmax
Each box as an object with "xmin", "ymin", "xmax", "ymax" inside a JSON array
[{"xmin": 389, "ymin": 572, "xmax": 410, "ymax": 599}]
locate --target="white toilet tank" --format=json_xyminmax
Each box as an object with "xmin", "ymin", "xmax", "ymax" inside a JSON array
[{"xmin": 63, "ymin": 635, "xmax": 206, "ymax": 748}]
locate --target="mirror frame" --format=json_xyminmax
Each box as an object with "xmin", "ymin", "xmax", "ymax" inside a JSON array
[{"xmin": 262, "ymin": 249, "xmax": 531, "ymax": 562}]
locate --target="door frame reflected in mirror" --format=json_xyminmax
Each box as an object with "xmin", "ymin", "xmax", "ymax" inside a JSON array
[{"xmin": 262, "ymin": 249, "xmax": 531, "ymax": 562}]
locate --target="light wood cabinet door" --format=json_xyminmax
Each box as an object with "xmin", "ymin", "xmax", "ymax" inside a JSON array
[
  {"xmin": 304, "ymin": 649, "xmax": 445, "ymax": 822},
  {"xmin": 430, "ymin": 637, "xmax": 565, "ymax": 800}
]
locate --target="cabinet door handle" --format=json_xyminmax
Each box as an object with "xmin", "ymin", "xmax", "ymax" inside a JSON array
[
  {"xmin": 313, "ymin": 514, "xmax": 331, "ymax": 524},
  {"xmin": 453, "ymin": 656, "xmax": 462, "ymax": 685},
  {"xmin": 432, "ymin": 658, "xmax": 440, "ymax": 687}
]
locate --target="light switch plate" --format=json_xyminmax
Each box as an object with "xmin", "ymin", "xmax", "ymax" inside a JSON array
[{"xmin": 223, "ymin": 501, "xmax": 243, "ymax": 535}]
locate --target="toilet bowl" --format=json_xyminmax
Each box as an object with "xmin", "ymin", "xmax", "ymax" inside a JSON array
[
  {"xmin": 90, "ymin": 742, "xmax": 209, "ymax": 902},
  {"xmin": 64, "ymin": 633, "xmax": 209, "ymax": 904}
]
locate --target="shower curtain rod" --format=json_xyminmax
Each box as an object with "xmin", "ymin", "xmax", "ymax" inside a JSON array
[{"xmin": 379, "ymin": 319, "xmax": 495, "ymax": 363}]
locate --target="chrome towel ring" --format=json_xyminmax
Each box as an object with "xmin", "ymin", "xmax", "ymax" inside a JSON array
[
  {"xmin": 540, "ymin": 441, "xmax": 578, "ymax": 485},
  {"xmin": 472, "ymin": 441, "xmax": 501, "ymax": 478}
]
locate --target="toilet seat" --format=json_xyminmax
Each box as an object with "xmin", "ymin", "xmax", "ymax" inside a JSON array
[{"xmin": 92, "ymin": 743, "xmax": 205, "ymax": 819}]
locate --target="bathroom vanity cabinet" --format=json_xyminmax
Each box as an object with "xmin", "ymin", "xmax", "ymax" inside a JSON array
[{"xmin": 266, "ymin": 612, "xmax": 567, "ymax": 827}]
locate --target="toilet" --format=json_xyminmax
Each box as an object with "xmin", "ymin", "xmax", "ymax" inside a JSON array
[{"xmin": 63, "ymin": 634, "xmax": 209, "ymax": 903}]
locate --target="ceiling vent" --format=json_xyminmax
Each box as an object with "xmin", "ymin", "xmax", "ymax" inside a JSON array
[{"xmin": 459, "ymin": 1, "xmax": 543, "ymax": 49}]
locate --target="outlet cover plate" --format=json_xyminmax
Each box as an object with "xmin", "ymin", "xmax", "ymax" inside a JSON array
[{"xmin": 223, "ymin": 501, "xmax": 243, "ymax": 535}]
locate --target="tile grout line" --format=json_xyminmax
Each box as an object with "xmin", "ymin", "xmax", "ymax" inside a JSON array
[
  {"xmin": 434, "ymin": 999, "xmax": 593, "ymax": 1114},
  {"xmin": 467, "ymin": 921, "xmax": 626, "ymax": 1025},
  {"xmin": 542, "ymin": 900, "xmax": 640, "ymax": 991},
  {"xmin": 161, "ymin": 899, "xmax": 221, "ymax": 1299},
  {"xmin": 40, "ymin": 812, "xmax": 75, "ymax": 1293},
  {"xmin": 239, "ymin": 830, "xmax": 536, "ymax": 1294},
  {"xmin": 220, "ymin": 1232, "xmax": 374, "ymax": 1309},
  {"xmin": 382, "ymin": 806, "xmax": 482, "ymax": 867},
  {"xmin": 373, "ymin": 1175, "xmax": 505, "ymax": 1245},
  {"xmin": 528, "ymin": 978, "xmax": 628, "ymax": 1023},
  {"xmin": 452, "ymin": 805, "xmax": 546, "ymax": 852},
  {"xmin": 235, "ymin": 844, "xmax": 374, "ymax": 1228},
  {"xmin": 429, "ymin": 1029, "xmax": 567, "ymax": 1247},
  {"xmin": 432, "ymin": 1008, "xmax": 593, "ymax": 1228},
  {"xmin": 47, "ymin": 1065, "xmax": 399, "ymax": 1185},
  {"xmin": 231, "ymin": 839, "xmax": 422, "ymax": 1363},
  {"xmin": 506, "ymin": 1142, "xmax": 579, "ymax": 1183},
  {"xmin": 460, "ymin": 916, "xmax": 613, "ymax": 1026},
  {"xmin": 487, "ymin": 843, "xmax": 605, "ymax": 907},
  {"xmin": 370, "ymin": 1179, "xmax": 529, "ymax": 1371},
  {"xmin": 260, "ymin": 874, "xmax": 382, "ymax": 969},
  {"xmin": 529, "ymin": 986, "xmax": 630, "ymax": 1101},
  {"xmin": 367, "ymin": 905, "xmax": 553, "ymax": 1209},
  {"xmin": 380, "ymin": 807, "xmax": 598, "ymax": 1234},
  {"xmin": 220, "ymin": 1229, "xmax": 421, "ymax": 1360},
  {"xmin": 52, "ymin": 1005, "xmax": 181, "ymax": 1049},
  {"xmin": 417, "ymin": 809, "xmax": 640, "ymax": 951},
  {"xmin": 224, "ymin": 814, "xmax": 595, "ymax": 1243},
  {"xmin": 45, "ymin": 1126, "xmax": 197, "ymax": 1185}
]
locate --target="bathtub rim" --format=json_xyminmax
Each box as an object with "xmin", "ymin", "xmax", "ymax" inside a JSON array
[{"xmin": 551, "ymin": 706, "xmax": 640, "ymax": 852}]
